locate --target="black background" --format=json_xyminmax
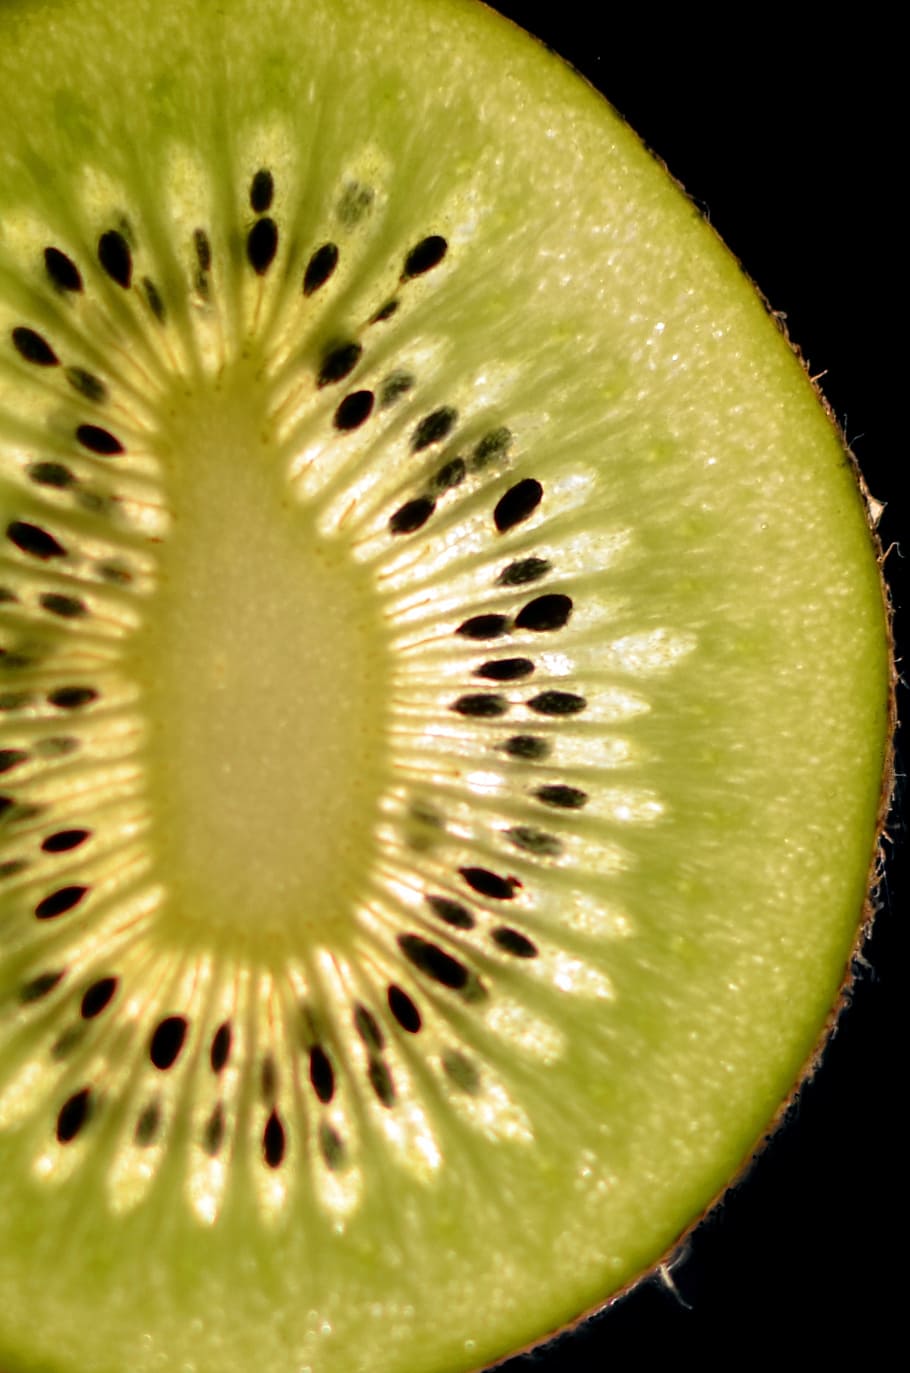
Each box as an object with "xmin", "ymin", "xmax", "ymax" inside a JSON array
[{"xmin": 473, "ymin": 6, "xmax": 902, "ymax": 1367}]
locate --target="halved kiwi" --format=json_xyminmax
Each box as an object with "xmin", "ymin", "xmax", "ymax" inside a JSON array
[{"xmin": 0, "ymin": 2, "xmax": 892, "ymax": 1372}]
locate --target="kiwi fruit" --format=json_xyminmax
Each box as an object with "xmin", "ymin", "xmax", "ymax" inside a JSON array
[{"xmin": 0, "ymin": 2, "xmax": 892, "ymax": 1372}]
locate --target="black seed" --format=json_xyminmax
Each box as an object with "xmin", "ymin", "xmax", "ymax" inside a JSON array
[
  {"xmin": 497, "ymin": 556, "xmax": 552, "ymax": 587},
  {"xmin": 318, "ymin": 341, "xmax": 362, "ymax": 387},
  {"xmin": 368, "ymin": 1058, "xmax": 395, "ymax": 1107},
  {"xmin": 502, "ymin": 734, "xmax": 550, "ymax": 760},
  {"xmin": 403, "ymin": 235, "xmax": 447, "ymax": 278},
  {"xmin": 7, "ymin": 520, "xmax": 66, "ymax": 560},
  {"xmin": 451, "ymin": 693, "xmax": 508, "ymax": 718},
  {"xmin": 379, "ymin": 369, "xmax": 413, "ymax": 405},
  {"xmin": 460, "ymin": 867, "xmax": 518, "ymax": 900},
  {"xmin": 0, "ymin": 748, "xmax": 27, "ymax": 774},
  {"xmin": 81, "ymin": 976, "xmax": 117, "ymax": 1019},
  {"xmin": 492, "ymin": 926, "xmax": 538, "ymax": 958},
  {"xmin": 515, "ymin": 594, "xmax": 573, "ymax": 633},
  {"xmin": 143, "ymin": 277, "xmax": 166, "ymax": 322},
  {"xmin": 203, "ymin": 1103, "xmax": 225, "ymax": 1156},
  {"xmin": 210, "ymin": 1021, "xmax": 232, "ymax": 1073},
  {"xmin": 20, "ymin": 969, "xmax": 65, "ymax": 1003},
  {"xmin": 35, "ymin": 885, "xmax": 88, "ymax": 920},
  {"xmin": 194, "ymin": 228, "xmax": 212, "ymax": 274},
  {"xmin": 48, "ymin": 686, "xmax": 97, "ymax": 709},
  {"xmin": 45, "ymin": 246, "xmax": 83, "ymax": 293},
  {"xmin": 66, "ymin": 367, "xmax": 107, "ymax": 403},
  {"xmin": 456, "ymin": 613, "xmax": 509, "ymax": 640},
  {"xmin": 529, "ymin": 690, "xmax": 587, "ymax": 716},
  {"xmin": 135, "ymin": 1101, "xmax": 160, "ymax": 1146},
  {"xmin": 442, "ymin": 1050, "xmax": 480, "ymax": 1094},
  {"xmin": 309, "ymin": 1045, "xmax": 335, "ymax": 1104},
  {"xmin": 390, "ymin": 496, "xmax": 435, "ymax": 535},
  {"xmin": 250, "ymin": 168, "xmax": 274, "ymax": 213},
  {"xmin": 40, "ymin": 593, "xmax": 87, "ymax": 619},
  {"xmin": 0, "ymin": 586, "xmax": 17, "ymax": 602},
  {"xmin": 263, "ymin": 1110, "xmax": 286, "ymax": 1167},
  {"xmin": 536, "ymin": 783, "xmax": 588, "ymax": 809},
  {"xmin": 333, "ymin": 390, "xmax": 374, "ymax": 431},
  {"xmin": 98, "ymin": 230, "xmax": 132, "ymax": 287},
  {"xmin": 426, "ymin": 894, "xmax": 476, "ymax": 930},
  {"xmin": 319, "ymin": 1121, "xmax": 345, "ymax": 1170},
  {"xmin": 508, "ymin": 825, "xmax": 563, "ymax": 857},
  {"xmin": 303, "ymin": 242, "xmax": 339, "ymax": 295},
  {"xmin": 370, "ymin": 299, "xmax": 398, "ymax": 323},
  {"xmin": 473, "ymin": 427, "xmax": 512, "ymax": 468},
  {"xmin": 42, "ymin": 828, "xmax": 91, "ymax": 853},
  {"xmin": 387, "ymin": 984, "xmax": 421, "ymax": 1033},
  {"xmin": 354, "ymin": 1004, "xmax": 384, "ymax": 1052},
  {"xmin": 493, "ymin": 478, "xmax": 543, "ymax": 533},
  {"xmin": 411, "ymin": 406, "xmax": 457, "ymax": 451},
  {"xmin": 247, "ymin": 217, "xmax": 278, "ymax": 274},
  {"xmin": 76, "ymin": 423, "xmax": 124, "ymax": 455},
  {"xmin": 475, "ymin": 658, "xmax": 534, "ymax": 682},
  {"xmin": 398, "ymin": 934, "xmax": 469, "ymax": 989},
  {"xmin": 11, "ymin": 326, "xmax": 58, "ymax": 366},
  {"xmin": 149, "ymin": 1016, "xmax": 188, "ymax": 1070},
  {"xmin": 56, "ymin": 1087, "xmax": 92, "ymax": 1143},
  {"xmin": 431, "ymin": 457, "xmax": 466, "ymax": 493}
]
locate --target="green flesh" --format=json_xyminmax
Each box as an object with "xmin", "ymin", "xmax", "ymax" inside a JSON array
[{"xmin": 0, "ymin": 2, "xmax": 890, "ymax": 1372}]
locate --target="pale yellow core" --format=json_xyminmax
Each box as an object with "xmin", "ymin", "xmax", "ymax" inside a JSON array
[{"xmin": 134, "ymin": 363, "xmax": 389, "ymax": 947}]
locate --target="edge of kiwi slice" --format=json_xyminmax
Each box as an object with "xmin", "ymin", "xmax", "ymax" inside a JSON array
[{"xmin": 0, "ymin": 2, "xmax": 893, "ymax": 1371}]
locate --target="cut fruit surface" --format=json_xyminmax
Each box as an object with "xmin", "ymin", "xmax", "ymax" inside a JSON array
[{"xmin": 0, "ymin": 2, "xmax": 891, "ymax": 1372}]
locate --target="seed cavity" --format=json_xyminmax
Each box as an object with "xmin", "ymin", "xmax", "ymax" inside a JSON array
[
  {"xmin": 11, "ymin": 326, "xmax": 59, "ymax": 366},
  {"xmin": 149, "ymin": 1016, "xmax": 188, "ymax": 1070},
  {"xmin": 247, "ymin": 217, "xmax": 278, "ymax": 274},
  {"xmin": 502, "ymin": 735, "xmax": 550, "ymax": 760},
  {"xmin": 204, "ymin": 1103, "xmax": 225, "ymax": 1156},
  {"xmin": 56, "ymin": 1087, "xmax": 92, "ymax": 1143},
  {"xmin": 319, "ymin": 1122, "xmax": 345, "ymax": 1170},
  {"xmin": 515, "ymin": 594, "xmax": 573, "ymax": 633},
  {"xmin": 536, "ymin": 783, "xmax": 588, "ymax": 809},
  {"xmin": 402, "ymin": 235, "xmax": 448, "ymax": 278},
  {"xmin": 411, "ymin": 407, "xmax": 457, "ymax": 451},
  {"xmin": 431, "ymin": 457, "xmax": 466, "ymax": 492},
  {"xmin": 529, "ymin": 690, "xmax": 586, "ymax": 716},
  {"xmin": 20, "ymin": 969, "xmax": 65, "ymax": 1003},
  {"xmin": 451, "ymin": 693, "xmax": 508, "ymax": 718},
  {"xmin": 497, "ymin": 556, "xmax": 552, "ymax": 588},
  {"xmin": 507, "ymin": 826, "xmax": 562, "ymax": 857},
  {"xmin": 473, "ymin": 427, "xmax": 512, "ymax": 468},
  {"xmin": 143, "ymin": 277, "xmax": 166, "ymax": 322},
  {"xmin": 380, "ymin": 370, "xmax": 414, "ymax": 405},
  {"xmin": 136, "ymin": 1101, "xmax": 161, "ymax": 1147},
  {"xmin": 303, "ymin": 242, "xmax": 339, "ymax": 295},
  {"xmin": 442, "ymin": 1050, "xmax": 480, "ymax": 1094},
  {"xmin": 44, "ymin": 246, "xmax": 83, "ymax": 293},
  {"xmin": 318, "ymin": 341, "xmax": 362, "ymax": 387},
  {"xmin": 354, "ymin": 1004, "xmax": 384, "ymax": 1052},
  {"xmin": 98, "ymin": 230, "xmax": 132, "ymax": 288},
  {"xmin": 387, "ymin": 984, "xmax": 421, "ymax": 1032},
  {"xmin": 0, "ymin": 748, "xmax": 27, "ymax": 774},
  {"xmin": 66, "ymin": 367, "xmax": 107, "ymax": 403},
  {"xmin": 35, "ymin": 885, "xmax": 88, "ymax": 920},
  {"xmin": 7, "ymin": 520, "xmax": 66, "ymax": 560},
  {"xmin": 426, "ymin": 894, "xmax": 476, "ymax": 930},
  {"xmin": 367, "ymin": 1058, "xmax": 395, "ymax": 1107},
  {"xmin": 491, "ymin": 927, "xmax": 538, "ymax": 958},
  {"xmin": 40, "ymin": 592, "xmax": 87, "ymax": 619},
  {"xmin": 333, "ymin": 390, "xmax": 374, "ymax": 431},
  {"xmin": 398, "ymin": 934, "xmax": 469, "ymax": 989},
  {"xmin": 75, "ymin": 423, "xmax": 124, "ymax": 456}
]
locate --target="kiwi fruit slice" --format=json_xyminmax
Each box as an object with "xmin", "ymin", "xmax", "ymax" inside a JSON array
[{"xmin": 0, "ymin": 1, "xmax": 892, "ymax": 1371}]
